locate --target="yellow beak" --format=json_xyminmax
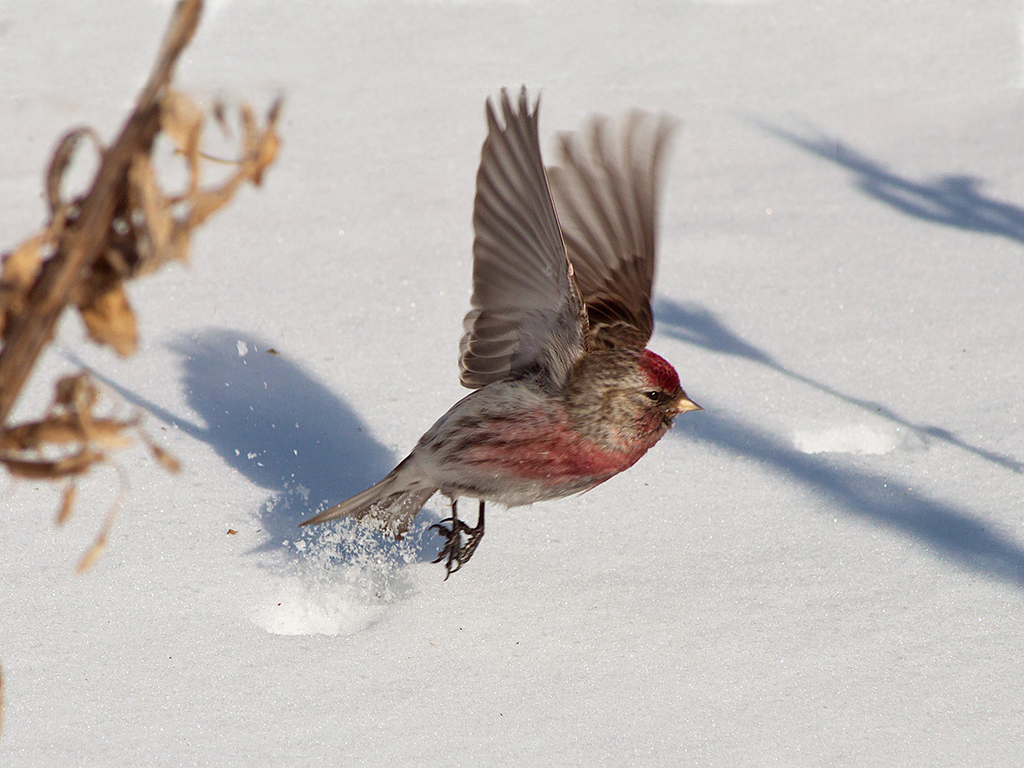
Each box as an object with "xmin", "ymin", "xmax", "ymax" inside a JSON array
[{"xmin": 669, "ymin": 395, "xmax": 702, "ymax": 416}]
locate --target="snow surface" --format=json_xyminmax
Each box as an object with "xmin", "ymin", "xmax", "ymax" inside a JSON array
[{"xmin": 2, "ymin": 0, "xmax": 1024, "ymax": 765}]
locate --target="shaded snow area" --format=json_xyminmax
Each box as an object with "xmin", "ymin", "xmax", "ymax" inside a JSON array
[{"xmin": 2, "ymin": 1, "xmax": 1024, "ymax": 765}]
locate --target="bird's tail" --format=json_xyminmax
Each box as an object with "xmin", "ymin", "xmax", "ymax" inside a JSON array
[{"xmin": 299, "ymin": 455, "xmax": 438, "ymax": 538}]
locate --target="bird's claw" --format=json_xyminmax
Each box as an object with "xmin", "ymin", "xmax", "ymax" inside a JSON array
[{"xmin": 429, "ymin": 501, "xmax": 485, "ymax": 579}]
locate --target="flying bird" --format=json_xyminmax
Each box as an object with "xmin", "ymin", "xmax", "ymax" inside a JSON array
[{"xmin": 301, "ymin": 87, "xmax": 700, "ymax": 578}]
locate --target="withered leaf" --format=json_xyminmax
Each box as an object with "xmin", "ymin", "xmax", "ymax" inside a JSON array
[
  {"xmin": 181, "ymin": 99, "xmax": 284, "ymax": 224},
  {"xmin": 149, "ymin": 443, "xmax": 182, "ymax": 473},
  {"xmin": 54, "ymin": 372, "xmax": 98, "ymax": 410},
  {"xmin": 186, "ymin": 185, "xmax": 240, "ymax": 229},
  {"xmin": 128, "ymin": 153, "xmax": 175, "ymax": 269},
  {"xmin": 239, "ymin": 103, "xmax": 257, "ymax": 146},
  {"xmin": 134, "ymin": 423, "xmax": 183, "ymax": 473},
  {"xmin": 56, "ymin": 483, "xmax": 77, "ymax": 526},
  {"xmin": 164, "ymin": 224, "xmax": 192, "ymax": 266},
  {"xmin": 251, "ymin": 129, "xmax": 280, "ymax": 186},
  {"xmin": 159, "ymin": 89, "xmax": 204, "ymax": 159},
  {"xmin": 2, "ymin": 417, "xmax": 79, "ymax": 449},
  {"xmin": 83, "ymin": 418, "xmax": 135, "ymax": 449},
  {"xmin": 1, "ymin": 448, "xmax": 105, "ymax": 480},
  {"xmin": 252, "ymin": 97, "xmax": 284, "ymax": 186},
  {"xmin": 1, "ymin": 236, "xmax": 45, "ymax": 295},
  {"xmin": 77, "ymin": 534, "xmax": 108, "ymax": 574},
  {"xmin": 2, "ymin": 416, "xmax": 133, "ymax": 454},
  {"xmin": 0, "ymin": 235, "xmax": 47, "ymax": 337},
  {"xmin": 76, "ymin": 475, "xmax": 127, "ymax": 574},
  {"xmin": 102, "ymin": 244, "xmax": 134, "ymax": 277},
  {"xmin": 76, "ymin": 276, "xmax": 138, "ymax": 357},
  {"xmin": 266, "ymin": 96, "xmax": 284, "ymax": 126}
]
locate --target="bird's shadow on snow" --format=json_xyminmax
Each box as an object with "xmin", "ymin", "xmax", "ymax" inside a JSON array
[
  {"xmin": 90, "ymin": 329, "xmax": 442, "ymax": 572},
  {"xmin": 762, "ymin": 122, "xmax": 1024, "ymax": 245},
  {"xmin": 147, "ymin": 329, "xmax": 450, "ymax": 632},
  {"xmin": 170, "ymin": 329, "xmax": 444, "ymax": 563},
  {"xmin": 657, "ymin": 301, "xmax": 1024, "ymax": 589}
]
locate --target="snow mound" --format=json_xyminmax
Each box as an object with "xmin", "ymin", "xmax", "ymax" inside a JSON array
[
  {"xmin": 253, "ymin": 519, "xmax": 425, "ymax": 636},
  {"xmin": 792, "ymin": 423, "xmax": 900, "ymax": 455}
]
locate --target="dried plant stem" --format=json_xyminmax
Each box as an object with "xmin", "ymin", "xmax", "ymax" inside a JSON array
[
  {"xmin": 0, "ymin": 0, "xmax": 202, "ymax": 425},
  {"xmin": 0, "ymin": 0, "xmax": 279, "ymax": 570}
]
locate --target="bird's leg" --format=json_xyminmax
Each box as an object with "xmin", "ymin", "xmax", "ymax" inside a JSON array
[
  {"xmin": 429, "ymin": 500, "xmax": 486, "ymax": 579},
  {"xmin": 459, "ymin": 499, "xmax": 485, "ymax": 564}
]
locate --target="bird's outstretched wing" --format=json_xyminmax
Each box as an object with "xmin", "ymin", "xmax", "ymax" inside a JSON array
[
  {"xmin": 546, "ymin": 112, "xmax": 677, "ymax": 349},
  {"xmin": 458, "ymin": 87, "xmax": 589, "ymax": 391}
]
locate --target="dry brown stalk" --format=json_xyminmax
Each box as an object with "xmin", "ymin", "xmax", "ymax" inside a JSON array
[{"xmin": 0, "ymin": 0, "xmax": 282, "ymax": 570}]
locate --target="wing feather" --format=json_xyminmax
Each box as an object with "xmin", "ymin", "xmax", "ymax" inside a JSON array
[
  {"xmin": 547, "ymin": 111, "xmax": 677, "ymax": 349},
  {"xmin": 458, "ymin": 87, "xmax": 588, "ymax": 390}
]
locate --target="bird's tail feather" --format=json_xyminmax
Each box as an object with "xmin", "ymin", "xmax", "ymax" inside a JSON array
[{"xmin": 300, "ymin": 455, "xmax": 438, "ymax": 538}]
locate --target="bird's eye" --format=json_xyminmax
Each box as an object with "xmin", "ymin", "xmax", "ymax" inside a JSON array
[{"xmin": 644, "ymin": 390, "xmax": 660, "ymax": 401}]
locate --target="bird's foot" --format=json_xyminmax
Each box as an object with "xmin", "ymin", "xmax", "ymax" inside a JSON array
[{"xmin": 429, "ymin": 500, "xmax": 485, "ymax": 579}]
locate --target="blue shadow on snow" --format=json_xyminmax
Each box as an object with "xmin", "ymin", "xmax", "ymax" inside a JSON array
[
  {"xmin": 656, "ymin": 295, "xmax": 1024, "ymax": 587},
  {"xmin": 762, "ymin": 123, "xmax": 1024, "ymax": 245},
  {"xmin": 85, "ymin": 329, "xmax": 439, "ymax": 561},
  {"xmin": 672, "ymin": 409, "xmax": 1024, "ymax": 589},
  {"xmin": 655, "ymin": 297, "xmax": 1022, "ymax": 473}
]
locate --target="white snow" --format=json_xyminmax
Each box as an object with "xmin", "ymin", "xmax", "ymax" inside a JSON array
[
  {"xmin": 793, "ymin": 423, "xmax": 901, "ymax": 455},
  {"xmin": 2, "ymin": 0, "xmax": 1024, "ymax": 765}
]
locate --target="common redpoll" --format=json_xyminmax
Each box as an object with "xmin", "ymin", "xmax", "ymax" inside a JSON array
[{"xmin": 302, "ymin": 87, "xmax": 700, "ymax": 578}]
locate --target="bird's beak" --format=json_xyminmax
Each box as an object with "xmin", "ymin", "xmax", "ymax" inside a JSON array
[{"xmin": 669, "ymin": 395, "xmax": 702, "ymax": 416}]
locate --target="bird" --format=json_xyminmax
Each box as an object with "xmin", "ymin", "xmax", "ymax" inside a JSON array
[{"xmin": 301, "ymin": 87, "xmax": 700, "ymax": 578}]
